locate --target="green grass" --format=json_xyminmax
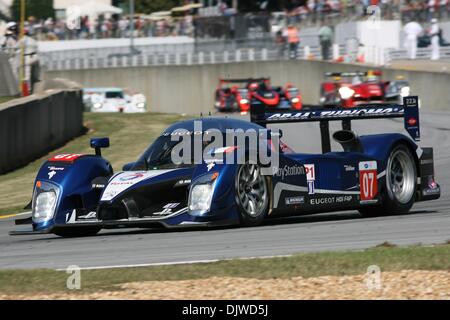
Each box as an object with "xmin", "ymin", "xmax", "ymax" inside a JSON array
[
  {"xmin": 0, "ymin": 96, "xmax": 17, "ymax": 104},
  {"xmin": 0, "ymin": 245, "xmax": 449, "ymax": 295},
  {"xmin": 0, "ymin": 112, "xmax": 186, "ymax": 215}
]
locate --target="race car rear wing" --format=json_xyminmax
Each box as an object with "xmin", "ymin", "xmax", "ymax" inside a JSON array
[
  {"xmin": 324, "ymin": 70, "xmax": 382, "ymax": 77},
  {"xmin": 250, "ymin": 96, "xmax": 420, "ymax": 153},
  {"xmin": 220, "ymin": 77, "xmax": 270, "ymax": 84}
]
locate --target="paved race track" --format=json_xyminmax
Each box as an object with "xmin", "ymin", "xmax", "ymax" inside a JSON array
[{"xmin": 1, "ymin": 109, "xmax": 449, "ymax": 269}]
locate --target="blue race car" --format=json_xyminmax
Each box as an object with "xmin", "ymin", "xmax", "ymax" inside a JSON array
[{"xmin": 11, "ymin": 96, "xmax": 440, "ymax": 237}]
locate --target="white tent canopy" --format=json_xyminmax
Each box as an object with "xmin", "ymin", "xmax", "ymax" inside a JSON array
[{"xmin": 74, "ymin": 2, "xmax": 123, "ymax": 17}]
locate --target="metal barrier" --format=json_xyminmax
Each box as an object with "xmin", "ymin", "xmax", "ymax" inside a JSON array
[
  {"xmin": 43, "ymin": 44, "xmax": 349, "ymax": 71},
  {"xmin": 386, "ymin": 47, "xmax": 450, "ymax": 63}
]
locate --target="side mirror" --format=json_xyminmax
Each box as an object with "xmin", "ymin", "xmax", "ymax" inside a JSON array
[{"xmin": 90, "ymin": 137, "xmax": 110, "ymax": 156}]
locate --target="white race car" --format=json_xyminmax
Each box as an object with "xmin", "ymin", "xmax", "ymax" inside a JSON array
[{"xmin": 83, "ymin": 88, "xmax": 147, "ymax": 113}]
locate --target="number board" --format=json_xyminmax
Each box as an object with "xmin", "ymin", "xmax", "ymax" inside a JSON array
[{"xmin": 359, "ymin": 161, "xmax": 378, "ymax": 201}]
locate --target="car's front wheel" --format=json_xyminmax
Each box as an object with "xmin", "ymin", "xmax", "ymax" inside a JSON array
[{"xmin": 235, "ymin": 164, "xmax": 269, "ymax": 227}]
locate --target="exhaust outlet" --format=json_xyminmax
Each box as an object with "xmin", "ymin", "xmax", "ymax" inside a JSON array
[{"xmin": 332, "ymin": 130, "xmax": 364, "ymax": 153}]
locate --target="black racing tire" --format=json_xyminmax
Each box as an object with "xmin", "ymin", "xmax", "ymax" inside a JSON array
[
  {"xmin": 53, "ymin": 227, "xmax": 101, "ymax": 238},
  {"xmin": 359, "ymin": 144, "xmax": 417, "ymax": 217},
  {"xmin": 234, "ymin": 164, "xmax": 270, "ymax": 227}
]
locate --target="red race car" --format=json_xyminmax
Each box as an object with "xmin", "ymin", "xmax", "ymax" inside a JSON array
[
  {"xmin": 214, "ymin": 78, "xmax": 302, "ymax": 112},
  {"xmin": 319, "ymin": 71, "xmax": 410, "ymax": 108}
]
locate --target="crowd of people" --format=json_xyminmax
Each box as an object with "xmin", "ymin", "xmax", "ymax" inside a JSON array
[
  {"xmin": 284, "ymin": 0, "xmax": 450, "ymax": 24},
  {"xmin": 13, "ymin": 15, "xmax": 195, "ymax": 41}
]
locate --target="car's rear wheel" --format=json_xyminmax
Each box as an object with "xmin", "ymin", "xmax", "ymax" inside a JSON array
[
  {"xmin": 359, "ymin": 144, "xmax": 416, "ymax": 217},
  {"xmin": 235, "ymin": 164, "xmax": 269, "ymax": 227},
  {"xmin": 53, "ymin": 227, "xmax": 101, "ymax": 238}
]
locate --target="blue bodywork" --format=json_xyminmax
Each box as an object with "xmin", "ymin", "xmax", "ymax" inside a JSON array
[{"xmin": 12, "ymin": 97, "xmax": 440, "ymax": 235}]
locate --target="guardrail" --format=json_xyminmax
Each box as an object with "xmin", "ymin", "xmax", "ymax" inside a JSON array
[
  {"xmin": 43, "ymin": 45, "xmax": 350, "ymax": 71},
  {"xmin": 386, "ymin": 47, "xmax": 450, "ymax": 62}
]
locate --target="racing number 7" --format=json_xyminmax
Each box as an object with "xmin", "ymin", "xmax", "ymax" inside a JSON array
[{"xmin": 359, "ymin": 161, "xmax": 378, "ymax": 201}]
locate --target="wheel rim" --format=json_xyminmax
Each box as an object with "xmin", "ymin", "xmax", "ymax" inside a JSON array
[
  {"xmin": 387, "ymin": 149, "xmax": 415, "ymax": 204},
  {"xmin": 236, "ymin": 164, "xmax": 268, "ymax": 217}
]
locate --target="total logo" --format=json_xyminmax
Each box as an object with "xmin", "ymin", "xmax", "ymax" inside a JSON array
[
  {"xmin": 407, "ymin": 118, "xmax": 417, "ymax": 126},
  {"xmin": 119, "ymin": 173, "xmax": 145, "ymax": 181},
  {"xmin": 305, "ymin": 164, "xmax": 315, "ymax": 195}
]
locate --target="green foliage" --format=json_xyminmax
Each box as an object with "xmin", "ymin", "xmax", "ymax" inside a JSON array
[{"xmin": 11, "ymin": 0, "xmax": 54, "ymax": 21}]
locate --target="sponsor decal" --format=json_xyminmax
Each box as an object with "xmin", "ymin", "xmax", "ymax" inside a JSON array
[
  {"xmin": 423, "ymin": 177, "xmax": 440, "ymax": 195},
  {"xmin": 285, "ymin": 196, "xmax": 305, "ymax": 205},
  {"xmin": 174, "ymin": 179, "xmax": 191, "ymax": 187},
  {"xmin": 48, "ymin": 170, "xmax": 57, "ymax": 179},
  {"xmin": 49, "ymin": 154, "xmax": 84, "ymax": 162},
  {"xmin": 274, "ymin": 165, "xmax": 305, "ymax": 180},
  {"xmin": 119, "ymin": 173, "xmax": 145, "ymax": 181},
  {"xmin": 207, "ymin": 162, "xmax": 215, "ymax": 172},
  {"xmin": 344, "ymin": 165, "xmax": 355, "ymax": 172},
  {"xmin": 153, "ymin": 203, "xmax": 180, "ymax": 216},
  {"xmin": 266, "ymin": 107, "xmax": 402, "ymax": 121},
  {"xmin": 305, "ymin": 164, "xmax": 315, "ymax": 195},
  {"xmin": 78, "ymin": 211, "xmax": 97, "ymax": 219},
  {"xmin": 407, "ymin": 118, "xmax": 417, "ymax": 126},
  {"xmin": 310, "ymin": 195, "xmax": 353, "ymax": 205},
  {"xmin": 359, "ymin": 161, "xmax": 378, "ymax": 201},
  {"xmin": 101, "ymin": 170, "xmax": 174, "ymax": 201},
  {"xmin": 428, "ymin": 177, "xmax": 438, "ymax": 190},
  {"xmin": 48, "ymin": 166, "xmax": 65, "ymax": 171},
  {"xmin": 65, "ymin": 209, "xmax": 76, "ymax": 223},
  {"xmin": 308, "ymin": 181, "xmax": 315, "ymax": 194}
]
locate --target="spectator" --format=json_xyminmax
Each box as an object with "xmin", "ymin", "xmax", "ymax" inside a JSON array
[
  {"xmin": 285, "ymin": 24, "xmax": 300, "ymax": 59},
  {"xmin": 403, "ymin": 20, "xmax": 423, "ymax": 59},
  {"xmin": 318, "ymin": 24, "xmax": 333, "ymax": 60},
  {"xmin": 1, "ymin": 22, "xmax": 19, "ymax": 79},
  {"xmin": 430, "ymin": 18, "xmax": 440, "ymax": 59},
  {"xmin": 275, "ymin": 30, "xmax": 286, "ymax": 58}
]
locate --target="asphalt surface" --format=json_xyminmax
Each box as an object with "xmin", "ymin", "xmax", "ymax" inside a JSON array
[{"xmin": 1, "ymin": 109, "xmax": 450, "ymax": 270}]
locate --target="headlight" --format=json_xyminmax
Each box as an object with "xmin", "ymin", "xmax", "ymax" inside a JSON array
[
  {"xmin": 93, "ymin": 102, "xmax": 103, "ymax": 109},
  {"xmin": 240, "ymin": 99, "xmax": 249, "ymax": 104},
  {"xmin": 136, "ymin": 102, "xmax": 146, "ymax": 109},
  {"xmin": 338, "ymin": 87, "xmax": 355, "ymax": 99},
  {"xmin": 189, "ymin": 184, "xmax": 214, "ymax": 213},
  {"xmin": 291, "ymin": 97, "xmax": 300, "ymax": 103},
  {"xmin": 400, "ymin": 86, "xmax": 410, "ymax": 97},
  {"xmin": 33, "ymin": 189, "xmax": 58, "ymax": 223}
]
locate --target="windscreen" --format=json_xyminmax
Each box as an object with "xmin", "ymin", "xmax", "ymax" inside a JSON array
[{"xmin": 105, "ymin": 91, "xmax": 124, "ymax": 99}]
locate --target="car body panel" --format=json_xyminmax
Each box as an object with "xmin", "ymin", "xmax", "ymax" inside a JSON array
[{"xmin": 11, "ymin": 97, "xmax": 440, "ymax": 236}]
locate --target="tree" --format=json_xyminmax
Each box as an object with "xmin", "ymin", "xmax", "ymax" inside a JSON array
[
  {"xmin": 116, "ymin": 0, "xmax": 184, "ymax": 14},
  {"xmin": 11, "ymin": 0, "xmax": 54, "ymax": 21}
]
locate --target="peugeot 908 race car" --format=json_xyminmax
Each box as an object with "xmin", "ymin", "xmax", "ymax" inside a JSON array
[
  {"xmin": 11, "ymin": 96, "xmax": 440, "ymax": 237},
  {"xmin": 214, "ymin": 78, "xmax": 302, "ymax": 112},
  {"xmin": 83, "ymin": 88, "xmax": 147, "ymax": 113},
  {"xmin": 320, "ymin": 71, "xmax": 410, "ymax": 108}
]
